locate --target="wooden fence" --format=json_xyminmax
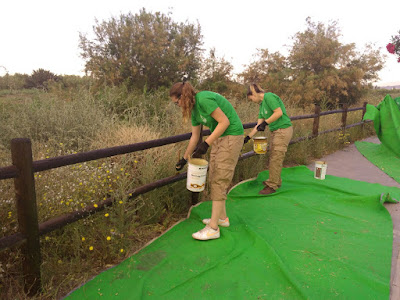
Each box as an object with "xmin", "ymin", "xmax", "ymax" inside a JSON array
[{"xmin": 0, "ymin": 102, "xmax": 369, "ymax": 296}]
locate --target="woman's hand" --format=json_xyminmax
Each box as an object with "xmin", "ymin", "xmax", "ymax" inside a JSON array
[
  {"xmin": 192, "ymin": 141, "xmax": 209, "ymax": 157},
  {"xmin": 175, "ymin": 157, "xmax": 187, "ymax": 171},
  {"xmin": 256, "ymin": 121, "xmax": 268, "ymax": 131}
]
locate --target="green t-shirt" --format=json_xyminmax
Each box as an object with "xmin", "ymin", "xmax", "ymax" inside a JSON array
[
  {"xmin": 258, "ymin": 92, "xmax": 292, "ymax": 131},
  {"xmin": 191, "ymin": 91, "xmax": 244, "ymax": 136}
]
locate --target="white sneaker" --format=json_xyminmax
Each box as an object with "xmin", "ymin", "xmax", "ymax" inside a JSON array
[
  {"xmin": 192, "ymin": 225, "xmax": 220, "ymax": 240},
  {"xmin": 202, "ymin": 217, "xmax": 230, "ymax": 227}
]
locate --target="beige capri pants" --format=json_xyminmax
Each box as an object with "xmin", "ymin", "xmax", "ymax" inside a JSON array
[
  {"xmin": 208, "ymin": 135, "xmax": 244, "ymax": 201},
  {"xmin": 264, "ymin": 126, "xmax": 293, "ymax": 190}
]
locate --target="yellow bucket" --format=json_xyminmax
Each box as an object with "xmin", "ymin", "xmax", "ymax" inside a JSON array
[
  {"xmin": 253, "ymin": 137, "xmax": 268, "ymax": 154},
  {"xmin": 187, "ymin": 158, "xmax": 209, "ymax": 192}
]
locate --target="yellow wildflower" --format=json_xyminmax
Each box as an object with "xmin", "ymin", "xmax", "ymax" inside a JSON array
[
  {"xmin": 105, "ymin": 213, "xmax": 109, "ymax": 217},
  {"xmin": 106, "ymin": 236, "xmax": 111, "ymax": 241},
  {"xmin": 89, "ymin": 246, "xmax": 94, "ymax": 251}
]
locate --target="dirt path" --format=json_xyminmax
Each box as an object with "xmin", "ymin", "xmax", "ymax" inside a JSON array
[{"xmin": 307, "ymin": 136, "xmax": 400, "ymax": 299}]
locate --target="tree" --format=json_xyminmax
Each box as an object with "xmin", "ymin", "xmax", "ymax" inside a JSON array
[
  {"xmin": 24, "ymin": 69, "xmax": 58, "ymax": 90},
  {"xmin": 198, "ymin": 48, "xmax": 234, "ymax": 93},
  {"xmin": 239, "ymin": 49, "xmax": 290, "ymax": 98},
  {"xmin": 79, "ymin": 9, "xmax": 204, "ymax": 90},
  {"xmin": 287, "ymin": 18, "xmax": 384, "ymax": 106},
  {"xmin": 240, "ymin": 18, "xmax": 384, "ymax": 107}
]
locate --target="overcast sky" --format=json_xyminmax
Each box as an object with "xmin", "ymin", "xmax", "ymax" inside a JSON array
[{"xmin": 1, "ymin": 0, "xmax": 399, "ymax": 86}]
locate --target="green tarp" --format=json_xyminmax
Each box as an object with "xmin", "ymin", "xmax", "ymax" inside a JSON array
[
  {"xmin": 355, "ymin": 141, "xmax": 400, "ymax": 183},
  {"xmin": 66, "ymin": 166, "xmax": 399, "ymax": 299},
  {"xmin": 362, "ymin": 95, "xmax": 400, "ymax": 157},
  {"xmin": 356, "ymin": 94, "xmax": 400, "ymax": 183}
]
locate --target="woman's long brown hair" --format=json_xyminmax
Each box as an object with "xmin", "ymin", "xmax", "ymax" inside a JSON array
[{"xmin": 170, "ymin": 81, "xmax": 196, "ymax": 122}]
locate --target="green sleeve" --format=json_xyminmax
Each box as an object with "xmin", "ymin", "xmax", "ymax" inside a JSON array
[
  {"xmin": 266, "ymin": 94, "xmax": 281, "ymax": 110},
  {"xmin": 199, "ymin": 97, "xmax": 218, "ymax": 115},
  {"xmin": 191, "ymin": 113, "xmax": 200, "ymax": 126}
]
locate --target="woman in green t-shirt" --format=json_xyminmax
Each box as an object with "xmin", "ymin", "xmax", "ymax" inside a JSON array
[
  {"xmin": 170, "ymin": 81, "xmax": 244, "ymax": 241},
  {"xmin": 244, "ymin": 83, "xmax": 293, "ymax": 195}
]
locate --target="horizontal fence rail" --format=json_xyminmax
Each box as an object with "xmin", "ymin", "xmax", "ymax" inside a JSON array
[
  {"xmin": 0, "ymin": 106, "xmax": 365, "ymax": 180},
  {"xmin": 0, "ymin": 102, "xmax": 370, "ymax": 295}
]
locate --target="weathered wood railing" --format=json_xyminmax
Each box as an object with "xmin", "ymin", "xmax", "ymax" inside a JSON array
[{"xmin": 0, "ymin": 102, "xmax": 369, "ymax": 295}]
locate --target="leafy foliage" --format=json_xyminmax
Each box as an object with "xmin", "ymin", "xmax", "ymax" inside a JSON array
[
  {"xmin": 240, "ymin": 18, "xmax": 384, "ymax": 107},
  {"xmin": 79, "ymin": 8, "xmax": 204, "ymax": 90},
  {"xmin": 197, "ymin": 48, "xmax": 234, "ymax": 93},
  {"xmin": 239, "ymin": 49, "xmax": 290, "ymax": 99},
  {"xmin": 25, "ymin": 68, "xmax": 59, "ymax": 90},
  {"xmin": 0, "ymin": 73, "xmax": 28, "ymax": 90}
]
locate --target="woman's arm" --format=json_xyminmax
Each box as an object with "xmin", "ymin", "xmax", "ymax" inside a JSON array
[
  {"xmin": 248, "ymin": 119, "xmax": 265, "ymax": 138},
  {"xmin": 204, "ymin": 107, "xmax": 230, "ymax": 145},
  {"xmin": 266, "ymin": 107, "xmax": 283, "ymax": 124},
  {"xmin": 184, "ymin": 125, "xmax": 202, "ymax": 160},
  {"xmin": 248, "ymin": 107, "xmax": 283, "ymax": 137}
]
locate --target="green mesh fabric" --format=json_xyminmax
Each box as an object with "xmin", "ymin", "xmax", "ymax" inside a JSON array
[{"xmin": 66, "ymin": 166, "xmax": 399, "ymax": 300}]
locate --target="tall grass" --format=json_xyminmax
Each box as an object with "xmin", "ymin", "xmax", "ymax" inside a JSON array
[{"xmin": 0, "ymin": 86, "xmax": 397, "ymax": 299}]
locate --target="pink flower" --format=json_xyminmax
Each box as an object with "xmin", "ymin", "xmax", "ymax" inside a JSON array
[
  {"xmin": 387, "ymin": 43, "xmax": 396, "ymax": 54},
  {"xmin": 398, "ymin": 57, "xmax": 400, "ymax": 63}
]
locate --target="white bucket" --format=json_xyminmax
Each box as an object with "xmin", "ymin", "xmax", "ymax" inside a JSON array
[
  {"xmin": 314, "ymin": 161, "xmax": 327, "ymax": 180},
  {"xmin": 187, "ymin": 158, "xmax": 209, "ymax": 192}
]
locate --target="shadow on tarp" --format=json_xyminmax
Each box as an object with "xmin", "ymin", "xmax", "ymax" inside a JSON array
[{"xmin": 65, "ymin": 166, "xmax": 400, "ymax": 300}]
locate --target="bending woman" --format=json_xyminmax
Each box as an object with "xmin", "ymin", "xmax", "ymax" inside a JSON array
[
  {"xmin": 244, "ymin": 83, "xmax": 293, "ymax": 195},
  {"xmin": 170, "ymin": 81, "xmax": 244, "ymax": 241}
]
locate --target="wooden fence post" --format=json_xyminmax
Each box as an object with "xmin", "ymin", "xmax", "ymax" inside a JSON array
[
  {"xmin": 191, "ymin": 125, "xmax": 203, "ymax": 205},
  {"xmin": 361, "ymin": 101, "xmax": 368, "ymax": 132},
  {"xmin": 312, "ymin": 104, "xmax": 321, "ymax": 137},
  {"xmin": 341, "ymin": 103, "xmax": 348, "ymax": 132},
  {"xmin": 11, "ymin": 138, "xmax": 41, "ymax": 296}
]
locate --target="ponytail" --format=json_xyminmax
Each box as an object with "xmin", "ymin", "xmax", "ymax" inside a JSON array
[
  {"xmin": 170, "ymin": 81, "xmax": 196, "ymax": 122},
  {"xmin": 247, "ymin": 83, "xmax": 265, "ymax": 96}
]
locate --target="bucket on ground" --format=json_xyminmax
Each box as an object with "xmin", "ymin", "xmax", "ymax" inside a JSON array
[
  {"xmin": 253, "ymin": 137, "xmax": 268, "ymax": 154},
  {"xmin": 314, "ymin": 161, "xmax": 327, "ymax": 180},
  {"xmin": 187, "ymin": 158, "xmax": 209, "ymax": 192}
]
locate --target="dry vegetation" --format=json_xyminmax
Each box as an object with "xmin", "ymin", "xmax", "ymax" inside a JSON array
[{"xmin": 0, "ymin": 86, "xmax": 399, "ymax": 299}]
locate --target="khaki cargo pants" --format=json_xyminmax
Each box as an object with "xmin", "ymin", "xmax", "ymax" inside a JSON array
[
  {"xmin": 264, "ymin": 126, "xmax": 293, "ymax": 190},
  {"xmin": 208, "ymin": 135, "xmax": 244, "ymax": 201}
]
